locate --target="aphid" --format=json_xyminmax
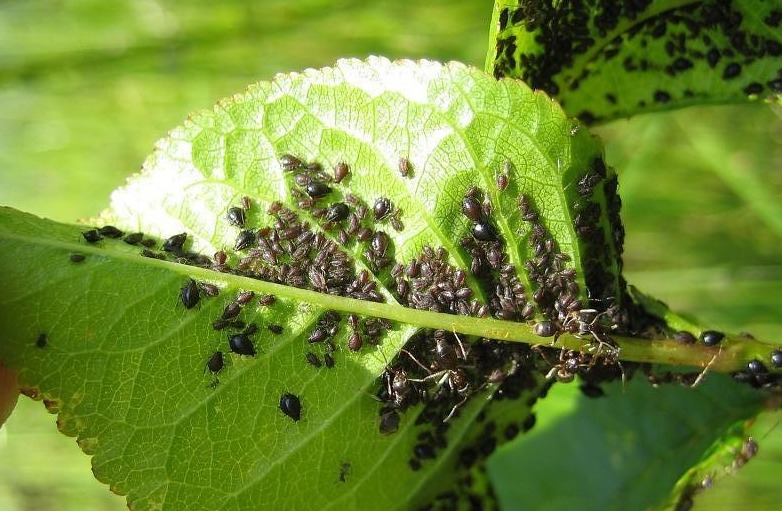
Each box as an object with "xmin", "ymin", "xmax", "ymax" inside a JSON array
[
  {"xmin": 122, "ymin": 232, "xmax": 144, "ymax": 245},
  {"xmin": 234, "ymin": 230, "xmax": 256, "ymax": 251},
  {"xmin": 206, "ymin": 351, "xmax": 224, "ymax": 374},
  {"xmin": 461, "ymin": 197, "xmax": 483, "ymax": 222},
  {"xmin": 673, "ymin": 331, "xmax": 697, "ymax": 344},
  {"xmin": 338, "ymin": 462, "xmax": 351, "ymax": 483},
  {"xmin": 747, "ymin": 359, "xmax": 767, "ymax": 374},
  {"xmin": 162, "ymin": 233, "xmax": 187, "ymax": 252},
  {"xmin": 141, "ymin": 249, "xmax": 165, "ymax": 260},
  {"xmin": 305, "ymin": 352, "xmax": 322, "ymax": 368},
  {"xmin": 496, "ymin": 173, "xmax": 509, "ymax": 191},
  {"xmin": 305, "ymin": 181, "xmax": 332, "ymax": 198},
  {"xmin": 325, "ymin": 202, "xmax": 350, "ymax": 223},
  {"xmin": 770, "ymin": 349, "xmax": 782, "ymax": 368},
  {"xmin": 370, "ymin": 231, "xmax": 390, "ymax": 256},
  {"xmin": 221, "ymin": 302, "xmax": 241, "ymax": 320},
  {"xmin": 226, "ymin": 207, "xmax": 246, "ymax": 228},
  {"xmin": 228, "ymin": 332, "xmax": 256, "ymax": 356},
  {"xmin": 139, "ymin": 238, "xmax": 156, "ymax": 248},
  {"xmin": 35, "ymin": 333, "xmax": 48, "ymax": 348},
  {"xmin": 379, "ymin": 408, "xmax": 400, "ymax": 435},
  {"xmin": 268, "ymin": 324, "xmax": 283, "ymax": 335},
  {"xmin": 241, "ymin": 196, "xmax": 252, "ymax": 210},
  {"xmin": 294, "ymin": 173, "xmax": 312, "ymax": 186},
  {"xmin": 180, "ymin": 279, "xmax": 200, "ymax": 309},
  {"xmin": 472, "ymin": 220, "xmax": 498, "ymax": 242},
  {"xmin": 279, "ymin": 392, "xmax": 302, "ymax": 421},
  {"xmin": 356, "ymin": 227, "xmax": 373, "ymax": 242},
  {"xmin": 259, "ymin": 294, "xmax": 276, "ymax": 306},
  {"xmin": 348, "ymin": 332, "xmax": 363, "ymax": 352},
  {"xmin": 69, "ymin": 253, "xmax": 86, "ymax": 263},
  {"xmin": 199, "ymin": 283, "xmax": 220, "ymax": 297},
  {"xmin": 82, "ymin": 229, "xmax": 102, "ymax": 243},
  {"xmin": 700, "ymin": 330, "xmax": 724, "ymax": 346},
  {"xmin": 374, "ymin": 198, "xmax": 392, "ymax": 220},
  {"xmin": 334, "ymin": 162, "xmax": 350, "ymax": 183},
  {"xmin": 98, "ymin": 225, "xmax": 124, "ymax": 238},
  {"xmin": 324, "ymin": 352, "xmax": 335, "ymax": 368},
  {"xmin": 280, "ymin": 153, "xmax": 304, "ymax": 171},
  {"xmin": 398, "ymin": 157, "xmax": 412, "ymax": 177},
  {"xmin": 236, "ymin": 291, "xmax": 255, "ymax": 305},
  {"xmin": 533, "ymin": 321, "xmax": 556, "ymax": 337},
  {"xmin": 308, "ymin": 328, "xmax": 328, "ymax": 344}
]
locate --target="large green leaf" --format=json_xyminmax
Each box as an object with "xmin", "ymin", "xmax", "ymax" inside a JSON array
[
  {"xmin": 488, "ymin": 375, "xmax": 764, "ymax": 511},
  {"xmin": 0, "ymin": 57, "xmax": 613, "ymax": 510},
  {"xmin": 487, "ymin": 0, "xmax": 782, "ymax": 124}
]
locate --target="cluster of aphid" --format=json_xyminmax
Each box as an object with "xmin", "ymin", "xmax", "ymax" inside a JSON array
[{"xmin": 73, "ymin": 149, "xmax": 782, "ymax": 477}]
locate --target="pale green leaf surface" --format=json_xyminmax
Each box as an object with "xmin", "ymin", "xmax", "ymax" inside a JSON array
[
  {"xmin": 488, "ymin": 375, "xmax": 764, "ymax": 511},
  {"xmin": 0, "ymin": 58, "xmax": 607, "ymax": 510},
  {"xmin": 487, "ymin": 0, "xmax": 782, "ymax": 124}
]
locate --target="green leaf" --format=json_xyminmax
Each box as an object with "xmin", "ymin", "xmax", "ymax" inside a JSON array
[
  {"xmin": 487, "ymin": 0, "xmax": 782, "ymax": 124},
  {"xmin": 0, "ymin": 57, "xmax": 612, "ymax": 510},
  {"xmin": 487, "ymin": 375, "xmax": 765, "ymax": 511}
]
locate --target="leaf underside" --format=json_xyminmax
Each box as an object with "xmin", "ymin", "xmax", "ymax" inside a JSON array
[
  {"xmin": 487, "ymin": 0, "xmax": 782, "ymax": 124},
  {"xmin": 0, "ymin": 58, "xmax": 621, "ymax": 510}
]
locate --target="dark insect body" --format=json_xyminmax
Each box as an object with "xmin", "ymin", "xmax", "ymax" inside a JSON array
[
  {"xmin": 268, "ymin": 324, "xmax": 283, "ymax": 335},
  {"xmin": 229, "ymin": 333, "xmax": 256, "ymax": 356},
  {"xmin": 180, "ymin": 279, "xmax": 200, "ymax": 309},
  {"xmin": 279, "ymin": 393, "xmax": 302, "ymax": 421},
  {"xmin": 280, "ymin": 153, "xmax": 304, "ymax": 171},
  {"xmin": 221, "ymin": 302, "xmax": 241, "ymax": 320},
  {"xmin": 82, "ymin": 229, "xmax": 102, "ymax": 243},
  {"xmin": 36, "ymin": 333, "xmax": 48, "ymax": 348},
  {"xmin": 123, "ymin": 232, "xmax": 144, "ymax": 245},
  {"xmin": 324, "ymin": 353, "xmax": 335, "ymax": 368},
  {"xmin": 234, "ymin": 230, "xmax": 256, "ymax": 251},
  {"xmin": 770, "ymin": 349, "xmax": 782, "ymax": 368},
  {"xmin": 747, "ymin": 359, "xmax": 767, "ymax": 374},
  {"xmin": 69, "ymin": 253, "xmax": 86, "ymax": 263},
  {"xmin": 306, "ymin": 182, "xmax": 332, "ymax": 198},
  {"xmin": 398, "ymin": 157, "xmax": 412, "ymax": 177},
  {"xmin": 472, "ymin": 220, "xmax": 498, "ymax": 242},
  {"xmin": 163, "ymin": 233, "xmax": 187, "ymax": 252},
  {"xmin": 700, "ymin": 330, "xmax": 724, "ymax": 346},
  {"xmin": 325, "ymin": 203, "xmax": 350, "ymax": 223},
  {"xmin": 306, "ymin": 352, "xmax": 322, "ymax": 368},
  {"xmin": 206, "ymin": 351, "xmax": 224, "ymax": 374},
  {"xmin": 227, "ymin": 207, "xmax": 246, "ymax": 227},
  {"xmin": 334, "ymin": 162, "xmax": 350, "ymax": 183},
  {"xmin": 98, "ymin": 225, "xmax": 124, "ymax": 238},
  {"xmin": 236, "ymin": 291, "xmax": 255, "ymax": 305}
]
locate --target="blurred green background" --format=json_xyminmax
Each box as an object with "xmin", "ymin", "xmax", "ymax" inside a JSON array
[{"xmin": 0, "ymin": 1, "xmax": 780, "ymax": 510}]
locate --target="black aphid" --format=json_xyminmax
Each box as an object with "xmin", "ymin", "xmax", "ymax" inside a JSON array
[
  {"xmin": 268, "ymin": 324, "xmax": 283, "ymax": 335},
  {"xmin": 234, "ymin": 230, "xmax": 256, "ymax": 251},
  {"xmin": 139, "ymin": 238, "xmax": 156, "ymax": 248},
  {"xmin": 673, "ymin": 331, "xmax": 697, "ymax": 344},
  {"xmin": 35, "ymin": 333, "xmax": 48, "ymax": 348},
  {"xmin": 69, "ymin": 253, "xmax": 86, "ymax": 263},
  {"xmin": 533, "ymin": 321, "xmax": 556, "ymax": 337},
  {"xmin": 334, "ymin": 162, "xmax": 350, "ymax": 183},
  {"xmin": 141, "ymin": 249, "xmax": 165, "ymax": 260},
  {"xmin": 747, "ymin": 359, "xmax": 767, "ymax": 374},
  {"xmin": 324, "ymin": 352, "xmax": 335, "ymax": 368},
  {"xmin": 221, "ymin": 302, "xmax": 241, "ymax": 320},
  {"xmin": 227, "ymin": 207, "xmax": 246, "ymax": 228},
  {"xmin": 181, "ymin": 279, "xmax": 200, "ymax": 309},
  {"xmin": 82, "ymin": 229, "xmax": 102, "ymax": 243},
  {"xmin": 162, "ymin": 233, "xmax": 187, "ymax": 252},
  {"xmin": 461, "ymin": 197, "xmax": 483, "ymax": 222},
  {"xmin": 279, "ymin": 392, "xmax": 302, "ymax": 421},
  {"xmin": 199, "ymin": 283, "xmax": 220, "ymax": 297},
  {"xmin": 305, "ymin": 352, "xmax": 322, "ymax": 368},
  {"xmin": 280, "ymin": 153, "xmax": 304, "ymax": 171},
  {"xmin": 206, "ymin": 351, "xmax": 224, "ymax": 374},
  {"xmin": 229, "ymin": 333, "xmax": 256, "ymax": 356},
  {"xmin": 497, "ymin": 173, "xmax": 509, "ymax": 191},
  {"xmin": 370, "ymin": 231, "xmax": 389, "ymax": 256},
  {"xmin": 98, "ymin": 225, "xmax": 124, "ymax": 238},
  {"xmin": 770, "ymin": 350, "xmax": 782, "ymax": 368},
  {"xmin": 236, "ymin": 291, "xmax": 255, "ymax": 305},
  {"xmin": 379, "ymin": 409, "xmax": 400, "ymax": 435},
  {"xmin": 259, "ymin": 294, "xmax": 276, "ymax": 306},
  {"xmin": 374, "ymin": 198, "xmax": 392, "ymax": 220},
  {"xmin": 472, "ymin": 220, "xmax": 498, "ymax": 242},
  {"xmin": 325, "ymin": 203, "xmax": 350, "ymax": 223},
  {"xmin": 348, "ymin": 332, "xmax": 363, "ymax": 352},
  {"xmin": 122, "ymin": 232, "xmax": 144, "ymax": 245},
  {"xmin": 305, "ymin": 182, "xmax": 332, "ymax": 198},
  {"xmin": 700, "ymin": 330, "xmax": 725, "ymax": 346}
]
